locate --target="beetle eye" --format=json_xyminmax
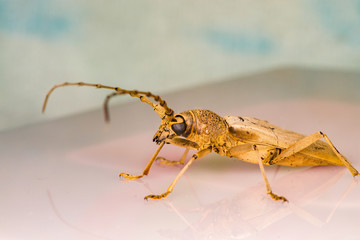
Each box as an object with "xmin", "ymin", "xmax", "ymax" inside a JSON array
[{"xmin": 171, "ymin": 122, "xmax": 186, "ymax": 135}]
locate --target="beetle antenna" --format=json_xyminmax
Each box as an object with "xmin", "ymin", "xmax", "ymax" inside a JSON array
[
  {"xmin": 42, "ymin": 82, "xmax": 174, "ymax": 121},
  {"xmin": 103, "ymin": 92, "xmax": 118, "ymax": 123}
]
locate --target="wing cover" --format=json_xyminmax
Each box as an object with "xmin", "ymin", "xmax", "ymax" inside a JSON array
[{"xmin": 225, "ymin": 116, "xmax": 341, "ymax": 165}]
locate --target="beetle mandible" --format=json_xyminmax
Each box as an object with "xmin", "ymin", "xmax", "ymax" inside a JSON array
[{"xmin": 42, "ymin": 82, "xmax": 360, "ymax": 202}]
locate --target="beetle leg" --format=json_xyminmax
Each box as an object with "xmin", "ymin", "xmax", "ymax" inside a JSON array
[
  {"xmin": 156, "ymin": 149, "xmax": 190, "ymax": 166},
  {"xmin": 155, "ymin": 137, "xmax": 198, "ymax": 165},
  {"xmin": 156, "ymin": 137, "xmax": 199, "ymax": 165},
  {"xmin": 145, "ymin": 148, "xmax": 212, "ymax": 200},
  {"xmin": 164, "ymin": 137, "xmax": 200, "ymax": 150},
  {"xmin": 120, "ymin": 141, "xmax": 165, "ymax": 180},
  {"xmin": 253, "ymin": 145, "xmax": 288, "ymax": 202},
  {"xmin": 270, "ymin": 131, "xmax": 359, "ymax": 177}
]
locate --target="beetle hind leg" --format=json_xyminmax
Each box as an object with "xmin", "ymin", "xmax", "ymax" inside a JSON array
[
  {"xmin": 263, "ymin": 148, "xmax": 282, "ymax": 165},
  {"xmin": 270, "ymin": 131, "xmax": 359, "ymax": 177}
]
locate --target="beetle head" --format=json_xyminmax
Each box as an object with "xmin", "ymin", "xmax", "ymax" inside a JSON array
[{"xmin": 153, "ymin": 112, "xmax": 191, "ymax": 144}]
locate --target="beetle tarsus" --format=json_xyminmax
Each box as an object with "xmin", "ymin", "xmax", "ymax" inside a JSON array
[
  {"xmin": 156, "ymin": 156, "xmax": 185, "ymax": 166},
  {"xmin": 119, "ymin": 172, "xmax": 144, "ymax": 180},
  {"xmin": 144, "ymin": 191, "xmax": 170, "ymax": 200},
  {"xmin": 269, "ymin": 191, "xmax": 288, "ymax": 202}
]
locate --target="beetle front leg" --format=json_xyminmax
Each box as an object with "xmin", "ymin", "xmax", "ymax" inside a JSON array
[
  {"xmin": 155, "ymin": 137, "xmax": 199, "ymax": 166},
  {"xmin": 156, "ymin": 148, "xmax": 190, "ymax": 166},
  {"xmin": 164, "ymin": 137, "xmax": 200, "ymax": 150},
  {"xmin": 120, "ymin": 141, "xmax": 165, "ymax": 180},
  {"xmin": 145, "ymin": 148, "xmax": 212, "ymax": 200}
]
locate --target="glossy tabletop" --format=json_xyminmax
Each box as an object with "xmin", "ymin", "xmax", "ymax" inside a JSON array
[{"xmin": 1, "ymin": 68, "xmax": 360, "ymax": 240}]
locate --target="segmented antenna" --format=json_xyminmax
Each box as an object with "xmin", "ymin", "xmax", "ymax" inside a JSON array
[{"xmin": 42, "ymin": 82, "xmax": 174, "ymax": 121}]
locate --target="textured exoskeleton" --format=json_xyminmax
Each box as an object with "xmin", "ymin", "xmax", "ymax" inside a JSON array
[{"xmin": 43, "ymin": 82, "xmax": 359, "ymax": 201}]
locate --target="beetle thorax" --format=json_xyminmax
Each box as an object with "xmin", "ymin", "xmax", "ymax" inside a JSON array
[{"xmin": 180, "ymin": 109, "xmax": 232, "ymax": 150}]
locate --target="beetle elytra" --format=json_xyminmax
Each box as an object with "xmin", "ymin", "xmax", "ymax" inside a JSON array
[{"xmin": 42, "ymin": 82, "xmax": 360, "ymax": 202}]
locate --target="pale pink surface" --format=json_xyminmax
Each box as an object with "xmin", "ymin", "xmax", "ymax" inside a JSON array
[{"xmin": 1, "ymin": 68, "xmax": 359, "ymax": 239}]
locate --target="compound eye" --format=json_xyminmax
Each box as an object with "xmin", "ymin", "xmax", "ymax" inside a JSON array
[{"xmin": 171, "ymin": 122, "xmax": 186, "ymax": 135}]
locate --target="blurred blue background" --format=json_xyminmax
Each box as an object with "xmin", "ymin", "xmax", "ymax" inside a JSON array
[{"xmin": 1, "ymin": 0, "xmax": 360, "ymax": 131}]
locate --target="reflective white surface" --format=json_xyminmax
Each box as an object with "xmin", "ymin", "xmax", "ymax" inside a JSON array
[{"xmin": 1, "ymin": 68, "xmax": 360, "ymax": 239}]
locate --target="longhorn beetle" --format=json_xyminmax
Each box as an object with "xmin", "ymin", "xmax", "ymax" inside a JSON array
[{"xmin": 42, "ymin": 82, "xmax": 359, "ymax": 202}]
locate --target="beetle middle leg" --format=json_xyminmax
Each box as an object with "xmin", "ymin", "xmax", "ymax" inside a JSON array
[
  {"xmin": 253, "ymin": 145, "xmax": 288, "ymax": 202},
  {"xmin": 229, "ymin": 144, "xmax": 287, "ymax": 201},
  {"xmin": 145, "ymin": 148, "xmax": 212, "ymax": 200}
]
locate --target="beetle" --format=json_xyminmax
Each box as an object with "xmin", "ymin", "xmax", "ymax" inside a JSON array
[{"xmin": 42, "ymin": 82, "xmax": 359, "ymax": 202}]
